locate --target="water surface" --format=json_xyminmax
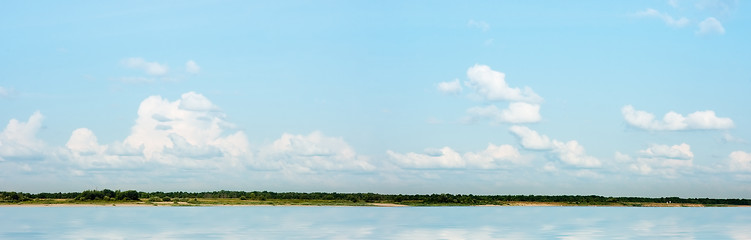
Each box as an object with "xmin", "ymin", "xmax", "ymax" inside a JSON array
[{"xmin": 1, "ymin": 206, "xmax": 749, "ymax": 239}]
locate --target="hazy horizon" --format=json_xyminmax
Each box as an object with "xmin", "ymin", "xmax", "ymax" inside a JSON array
[{"xmin": 1, "ymin": 1, "xmax": 750, "ymax": 198}]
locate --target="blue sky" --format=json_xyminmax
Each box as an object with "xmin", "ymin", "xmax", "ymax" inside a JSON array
[{"xmin": 1, "ymin": 0, "xmax": 750, "ymax": 197}]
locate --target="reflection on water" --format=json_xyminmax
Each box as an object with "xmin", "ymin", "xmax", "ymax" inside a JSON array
[{"xmin": 1, "ymin": 206, "xmax": 749, "ymax": 239}]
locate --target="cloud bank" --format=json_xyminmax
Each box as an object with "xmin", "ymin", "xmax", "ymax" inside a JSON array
[
  {"xmin": 622, "ymin": 105, "xmax": 733, "ymax": 131},
  {"xmin": 388, "ymin": 143, "xmax": 524, "ymax": 169},
  {"xmin": 0, "ymin": 92, "xmax": 376, "ymax": 182}
]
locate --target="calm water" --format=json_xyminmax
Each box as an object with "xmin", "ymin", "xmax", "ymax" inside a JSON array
[{"xmin": 1, "ymin": 206, "xmax": 750, "ymax": 239}]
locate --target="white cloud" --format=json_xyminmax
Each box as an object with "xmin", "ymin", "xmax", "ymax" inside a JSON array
[
  {"xmin": 639, "ymin": 143, "xmax": 693, "ymax": 159},
  {"xmin": 0, "ymin": 92, "xmax": 382, "ymax": 180},
  {"xmin": 509, "ymin": 125, "xmax": 552, "ymax": 150},
  {"xmin": 465, "ymin": 64, "xmax": 542, "ymax": 103},
  {"xmin": 729, "ymin": 151, "xmax": 751, "ymax": 172},
  {"xmin": 621, "ymin": 105, "xmax": 733, "ymax": 131},
  {"xmin": 66, "ymin": 128, "xmax": 105, "ymax": 155},
  {"xmin": 259, "ymin": 131, "xmax": 374, "ymax": 172},
  {"xmin": 163, "ymin": 134, "xmax": 224, "ymax": 159},
  {"xmin": 0, "ymin": 111, "xmax": 46, "ymax": 161},
  {"xmin": 178, "ymin": 91, "xmax": 219, "ymax": 111},
  {"xmin": 551, "ymin": 140, "xmax": 601, "ymax": 168},
  {"xmin": 465, "ymin": 102, "xmax": 541, "ymax": 124},
  {"xmin": 186, "ymin": 60, "xmax": 200, "ymax": 74},
  {"xmin": 121, "ymin": 92, "xmax": 249, "ymax": 165},
  {"xmin": 63, "ymin": 128, "xmax": 136, "ymax": 168},
  {"xmin": 52, "ymin": 92, "xmax": 253, "ymax": 170},
  {"xmin": 499, "ymin": 102, "xmax": 541, "ymax": 123},
  {"xmin": 626, "ymin": 143, "xmax": 694, "ymax": 177},
  {"xmin": 437, "ymin": 79, "xmax": 462, "ymax": 94},
  {"xmin": 388, "ymin": 147, "xmax": 465, "ymax": 169},
  {"xmin": 388, "ymin": 143, "xmax": 523, "ymax": 169},
  {"xmin": 122, "ymin": 57, "xmax": 169, "ymax": 76},
  {"xmin": 636, "ymin": 8, "xmax": 690, "ymax": 27},
  {"xmin": 467, "ymin": 19, "xmax": 490, "ymax": 31},
  {"xmin": 509, "ymin": 126, "xmax": 600, "ymax": 167},
  {"xmin": 464, "ymin": 144, "xmax": 524, "ymax": 167},
  {"xmin": 614, "ymin": 151, "xmax": 632, "ymax": 162},
  {"xmin": 696, "ymin": 17, "xmax": 725, "ymax": 35}
]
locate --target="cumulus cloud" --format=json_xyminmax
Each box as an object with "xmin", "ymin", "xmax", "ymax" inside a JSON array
[
  {"xmin": 438, "ymin": 65, "xmax": 544, "ymax": 126},
  {"xmin": 186, "ymin": 60, "xmax": 200, "ymax": 74},
  {"xmin": 178, "ymin": 91, "xmax": 219, "ymax": 112},
  {"xmin": 622, "ymin": 143, "xmax": 694, "ymax": 177},
  {"xmin": 259, "ymin": 131, "xmax": 374, "ymax": 172},
  {"xmin": 46, "ymin": 92, "xmax": 253, "ymax": 170},
  {"xmin": 639, "ymin": 143, "xmax": 694, "ymax": 159},
  {"xmin": 728, "ymin": 151, "xmax": 751, "ymax": 172},
  {"xmin": 465, "ymin": 102, "xmax": 541, "ymax": 124},
  {"xmin": 696, "ymin": 17, "xmax": 725, "ymax": 35},
  {"xmin": 0, "ymin": 111, "xmax": 46, "ymax": 161},
  {"xmin": 509, "ymin": 126, "xmax": 600, "ymax": 167},
  {"xmin": 621, "ymin": 105, "xmax": 733, "ymax": 131},
  {"xmin": 636, "ymin": 8, "xmax": 690, "ymax": 27},
  {"xmin": 163, "ymin": 134, "xmax": 224, "ymax": 159},
  {"xmin": 499, "ymin": 102, "xmax": 541, "ymax": 123},
  {"xmin": 121, "ymin": 92, "xmax": 249, "ymax": 165},
  {"xmin": 467, "ymin": 19, "xmax": 490, "ymax": 31},
  {"xmin": 63, "ymin": 128, "xmax": 139, "ymax": 168},
  {"xmin": 437, "ymin": 79, "xmax": 462, "ymax": 94},
  {"xmin": 121, "ymin": 57, "xmax": 169, "ymax": 76},
  {"xmin": 509, "ymin": 125, "xmax": 552, "ymax": 150},
  {"xmin": 388, "ymin": 143, "xmax": 523, "ymax": 169},
  {"xmin": 0, "ymin": 92, "xmax": 381, "ymax": 179},
  {"xmin": 464, "ymin": 64, "xmax": 542, "ymax": 103},
  {"xmin": 66, "ymin": 128, "xmax": 105, "ymax": 155},
  {"xmin": 551, "ymin": 140, "xmax": 601, "ymax": 168},
  {"xmin": 388, "ymin": 147, "xmax": 463, "ymax": 169}
]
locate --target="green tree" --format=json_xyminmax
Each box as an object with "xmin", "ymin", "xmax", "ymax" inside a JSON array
[
  {"xmin": 116, "ymin": 190, "xmax": 140, "ymax": 201},
  {"xmin": 78, "ymin": 190, "xmax": 105, "ymax": 200},
  {"xmin": 102, "ymin": 189, "xmax": 116, "ymax": 199}
]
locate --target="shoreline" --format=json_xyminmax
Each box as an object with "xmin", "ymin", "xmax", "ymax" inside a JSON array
[{"xmin": 2, "ymin": 201, "xmax": 748, "ymax": 207}]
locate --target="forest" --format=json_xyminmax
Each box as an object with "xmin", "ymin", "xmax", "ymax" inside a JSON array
[{"xmin": 2, "ymin": 190, "xmax": 750, "ymax": 206}]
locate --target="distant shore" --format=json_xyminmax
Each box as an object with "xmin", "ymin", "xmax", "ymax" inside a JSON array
[
  {"xmin": 1, "ymin": 200, "xmax": 748, "ymax": 207},
  {"xmin": 3, "ymin": 190, "xmax": 750, "ymax": 207}
]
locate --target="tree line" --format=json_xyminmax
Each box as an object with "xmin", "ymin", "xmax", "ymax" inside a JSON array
[{"xmin": 1, "ymin": 190, "xmax": 749, "ymax": 205}]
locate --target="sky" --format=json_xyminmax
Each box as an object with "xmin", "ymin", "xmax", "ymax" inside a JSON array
[{"xmin": 1, "ymin": 0, "xmax": 750, "ymax": 198}]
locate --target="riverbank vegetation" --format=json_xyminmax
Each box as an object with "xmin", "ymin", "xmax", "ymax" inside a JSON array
[{"xmin": 2, "ymin": 190, "xmax": 749, "ymax": 207}]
